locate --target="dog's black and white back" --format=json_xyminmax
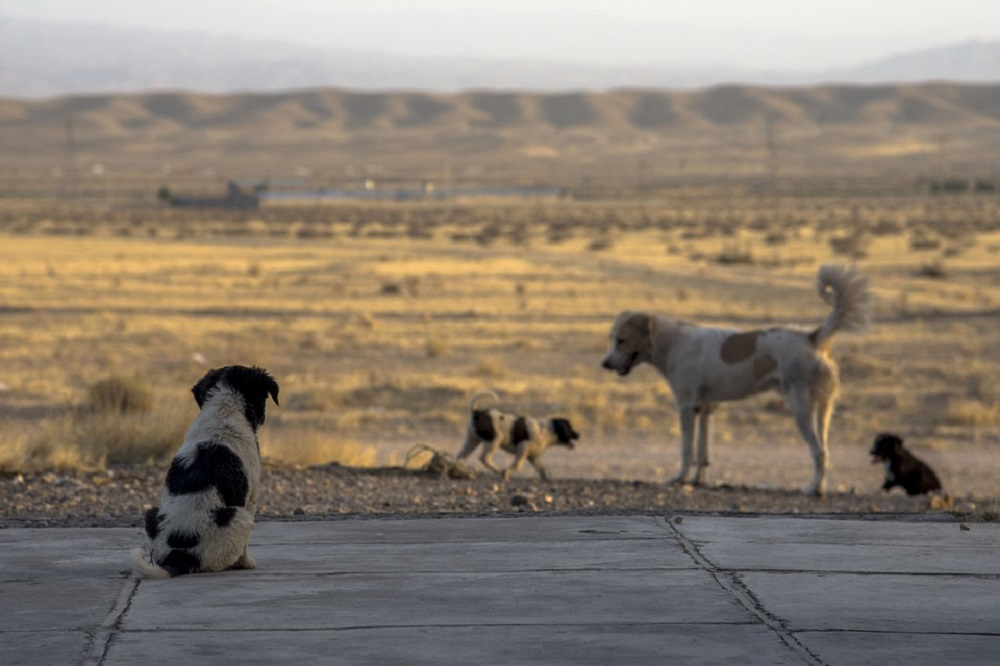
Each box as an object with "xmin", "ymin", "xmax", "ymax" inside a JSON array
[
  {"xmin": 133, "ymin": 365, "xmax": 279, "ymax": 578},
  {"xmin": 869, "ymin": 432, "xmax": 942, "ymax": 496},
  {"xmin": 458, "ymin": 391, "xmax": 579, "ymax": 481}
]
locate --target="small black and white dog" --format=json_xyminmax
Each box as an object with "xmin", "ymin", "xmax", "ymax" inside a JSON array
[
  {"xmin": 457, "ymin": 391, "xmax": 579, "ymax": 481},
  {"xmin": 869, "ymin": 432, "xmax": 942, "ymax": 496},
  {"xmin": 132, "ymin": 365, "xmax": 279, "ymax": 578}
]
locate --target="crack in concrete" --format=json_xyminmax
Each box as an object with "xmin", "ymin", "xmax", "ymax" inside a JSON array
[
  {"xmin": 80, "ymin": 573, "xmax": 140, "ymax": 666},
  {"xmin": 658, "ymin": 516, "xmax": 825, "ymax": 666}
]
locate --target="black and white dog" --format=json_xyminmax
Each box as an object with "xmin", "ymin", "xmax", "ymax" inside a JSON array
[
  {"xmin": 132, "ymin": 365, "xmax": 279, "ymax": 578},
  {"xmin": 869, "ymin": 432, "xmax": 942, "ymax": 496},
  {"xmin": 456, "ymin": 391, "xmax": 579, "ymax": 481}
]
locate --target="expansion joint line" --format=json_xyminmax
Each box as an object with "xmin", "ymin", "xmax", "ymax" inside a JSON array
[
  {"xmin": 81, "ymin": 573, "xmax": 140, "ymax": 666},
  {"xmin": 657, "ymin": 516, "xmax": 825, "ymax": 666}
]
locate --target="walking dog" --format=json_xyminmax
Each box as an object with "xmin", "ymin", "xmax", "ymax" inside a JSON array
[
  {"xmin": 132, "ymin": 365, "xmax": 279, "ymax": 577},
  {"xmin": 869, "ymin": 432, "xmax": 942, "ymax": 495},
  {"xmin": 601, "ymin": 265, "xmax": 872, "ymax": 495},
  {"xmin": 457, "ymin": 391, "xmax": 579, "ymax": 481}
]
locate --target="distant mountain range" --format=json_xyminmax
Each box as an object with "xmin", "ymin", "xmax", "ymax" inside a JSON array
[{"xmin": 2, "ymin": 18, "xmax": 1000, "ymax": 98}]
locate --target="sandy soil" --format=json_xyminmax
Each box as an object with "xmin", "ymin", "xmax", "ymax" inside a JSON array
[{"xmin": 3, "ymin": 436, "xmax": 995, "ymax": 530}]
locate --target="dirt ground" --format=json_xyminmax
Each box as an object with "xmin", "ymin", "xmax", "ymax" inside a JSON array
[{"xmin": 3, "ymin": 433, "xmax": 994, "ymax": 530}]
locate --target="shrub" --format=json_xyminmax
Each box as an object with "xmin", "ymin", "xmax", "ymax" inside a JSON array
[{"xmin": 85, "ymin": 376, "xmax": 153, "ymax": 415}]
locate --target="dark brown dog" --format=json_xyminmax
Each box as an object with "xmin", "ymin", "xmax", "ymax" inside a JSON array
[{"xmin": 870, "ymin": 433, "xmax": 942, "ymax": 495}]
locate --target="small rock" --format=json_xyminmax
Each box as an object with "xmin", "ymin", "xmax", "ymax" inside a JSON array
[
  {"xmin": 959, "ymin": 523, "xmax": 970, "ymax": 531},
  {"xmin": 510, "ymin": 494, "xmax": 530, "ymax": 507}
]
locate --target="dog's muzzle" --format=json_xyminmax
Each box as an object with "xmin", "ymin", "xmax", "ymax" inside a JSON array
[{"xmin": 602, "ymin": 353, "xmax": 635, "ymax": 376}]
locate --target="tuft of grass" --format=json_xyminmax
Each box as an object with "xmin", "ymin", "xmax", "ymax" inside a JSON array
[
  {"xmin": 85, "ymin": 376, "xmax": 153, "ymax": 414},
  {"xmin": 941, "ymin": 400, "xmax": 999, "ymax": 428},
  {"xmin": 260, "ymin": 425, "xmax": 378, "ymax": 468},
  {"xmin": 14, "ymin": 401, "xmax": 191, "ymax": 471},
  {"xmin": 425, "ymin": 336, "xmax": 448, "ymax": 358}
]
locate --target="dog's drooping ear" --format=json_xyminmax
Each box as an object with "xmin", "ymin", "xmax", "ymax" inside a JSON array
[
  {"xmin": 618, "ymin": 311, "xmax": 655, "ymax": 339},
  {"xmin": 551, "ymin": 418, "xmax": 580, "ymax": 448},
  {"xmin": 191, "ymin": 367, "xmax": 225, "ymax": 409}
]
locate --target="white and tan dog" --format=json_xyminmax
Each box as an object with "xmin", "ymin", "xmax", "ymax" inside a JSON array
[
  {"xmin": 457, "ymin": 391, "xmax": 580, "ymax": 481},
  {"xmin": 602, "ymin": 265, "xmax": 871, "ymax": 496},
  {"xmin": 132, "ymin": 365, "xmax": 279, "ymax": 578}
]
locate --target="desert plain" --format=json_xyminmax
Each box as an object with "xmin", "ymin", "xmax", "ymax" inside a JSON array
[{"xmin": 1, "ymin": 84, "xmax": 998, "ymax": 520}]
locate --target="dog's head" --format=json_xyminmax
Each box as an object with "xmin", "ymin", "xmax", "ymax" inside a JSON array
[
  {"xmin": 192, "ymin": 365, "xmax": 280, "ymax": 430},
  {"xmin": 869, "ymin": 432, "xmax": 903, "ymax": 464},
  {"xmin": 550, "ymin": 418, "xmax": 580, "ymax": 449},
  {"xmin": 602, "ymin": 311, "xmax": 654, "ymax": 377}
]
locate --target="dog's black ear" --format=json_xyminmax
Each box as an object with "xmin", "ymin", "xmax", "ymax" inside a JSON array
[
  {"xmin": 191, "ymin": 367, "xmax": 225, "ymax": 408},
  {"xmin": 552, "ymin": 418, "xmax": 579, "ymax": 445}
]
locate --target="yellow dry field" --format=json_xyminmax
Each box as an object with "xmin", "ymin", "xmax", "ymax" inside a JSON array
[{"xmin": 0, "ymin": 196, "xmax": 998, "ymax": 498}]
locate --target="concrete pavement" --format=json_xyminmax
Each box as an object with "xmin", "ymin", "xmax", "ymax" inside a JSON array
[{"xmin": 1, "ymin": 513, "xmax": 998, "ymax": 665}]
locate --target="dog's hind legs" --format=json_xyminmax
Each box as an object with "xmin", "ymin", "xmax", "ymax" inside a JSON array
[
  {"xmin": 692, "ymin": 406, "xmax": 712, "ymax": 486},
  {"xmin": 456, "ymin": 431, "xmax": 480, "ymax": 461},
  {"xmin": 479, "ymin": 442, "xmax": 505, "ymax": 477},
  {"xmin": 665, "ymin": 406, "xmax": 696, "ymax": 486},
  {"xmin": 229, "ymin": 548, "xmax": 256, "ymax": 570},
  {"xmin": 789, "ymin": 388, "xmax": 828, "ymax": 496}
]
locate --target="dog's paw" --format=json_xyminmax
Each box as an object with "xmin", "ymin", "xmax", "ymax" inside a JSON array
[{"xmin": 230, "ymin": 555, "xmax": 256, "ymax": 570}]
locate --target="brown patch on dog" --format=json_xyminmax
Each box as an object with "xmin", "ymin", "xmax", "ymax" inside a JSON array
[
  {"xmin": 472, "ymin": 410, "xmax": 497, "ymax": 441},
  {"xmin": 720, "ymin": 331, "xmax": 760, "ymax": 364},
  {"xmin": 753, "ymin": 354, "xmax": 777, "ymax": 379},
  {"xmin": 510, "ymin": 417, "xmax": 529, "ymax": 445}
]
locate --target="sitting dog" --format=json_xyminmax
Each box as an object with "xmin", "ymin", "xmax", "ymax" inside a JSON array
[
  {"xmin": 456, "ymin": 391, "xmax": 579, "ymax": 481},
  {"xmin": 602, "ymin": 265, "xmax": 872, "ymax": 496},
  {"xmin": 870, "ymin": 432, "xmax": 942, "ymax": 495},
  {"xmin": 132, "ymin": 365, "xmax": 279, "ymax": 578}
]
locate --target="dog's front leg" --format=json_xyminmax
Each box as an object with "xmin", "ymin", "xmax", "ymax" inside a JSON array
[
  {"xmin": 665, "ymin": 406, "xmax": 696, "ymax": 485},
  {"xmin": 692, "ymin": 406, "xmax": 712, "ymax": 486},
  {"xmin": 502, "ymin": 446, "xmax": 530, "ymax": 481},
  {"xmin": 527, "ymin": 455, "xmax": 549, "ymax": 482}
]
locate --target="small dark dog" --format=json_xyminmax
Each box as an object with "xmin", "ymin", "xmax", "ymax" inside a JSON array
[
  {"xmin": 457, "ymin": 391, "xmax": 579, "ymax": 481},
  {"xmin": 132, "ymin": 365, "xmax": 279, "ymax": 578},
  {"xmin": 869, "ymin": 432, "xmax": 942, "ymax": 495}
]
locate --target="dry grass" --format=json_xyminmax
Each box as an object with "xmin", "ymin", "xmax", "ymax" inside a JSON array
[{"xmin": 0, "ymin": 194, "xmax": 998, "ymax": 499}]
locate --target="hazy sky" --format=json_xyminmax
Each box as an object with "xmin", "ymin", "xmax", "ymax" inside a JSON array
[{"xmin": 3, "ymin": 0, "xmax": 999, "ymax": 70}]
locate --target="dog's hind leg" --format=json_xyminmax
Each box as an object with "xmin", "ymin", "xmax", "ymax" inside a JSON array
[
  {"xmin": 456, "ymin": 430, "xmax": 480, "ymax": 462},
  {"xmin": 692, "ymin": 405, "xmax": 712, "ymax": 486},
  {"xmin": 789, "ymin": 387, "xmax": 827, "ymax": 496},
  {"xmin": 665, "ymin": 406, "xmax": 696, "ymax": 485},
  {"xmin": 479, "ymin": 441, "xmax": 505, "ymax": 477},
  {"xmin": 229, "ymin": 546, "xmax": 256, "ymax": 570}
]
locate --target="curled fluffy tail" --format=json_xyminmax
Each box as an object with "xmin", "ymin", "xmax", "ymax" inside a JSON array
[
  {"xmin": 811, "ymin": 264, "xmax": 872, "ymax": 349},
  {"xmin": 469, "ymin": 390, "xmax": 500, "ymax": 412},
  {"xmin": 131, "ymin": 547, "xmax": 171, "ymax": 579}
]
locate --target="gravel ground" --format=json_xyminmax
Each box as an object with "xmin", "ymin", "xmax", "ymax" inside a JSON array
[{"xmin": 0, "ymin": 458, "xmax": 985, "ymax": 530}]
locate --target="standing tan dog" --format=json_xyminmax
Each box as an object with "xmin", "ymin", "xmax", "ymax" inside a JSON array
[{"xmin": 601, "ymin": 265, "xmax": 871, "ymax": 495}]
